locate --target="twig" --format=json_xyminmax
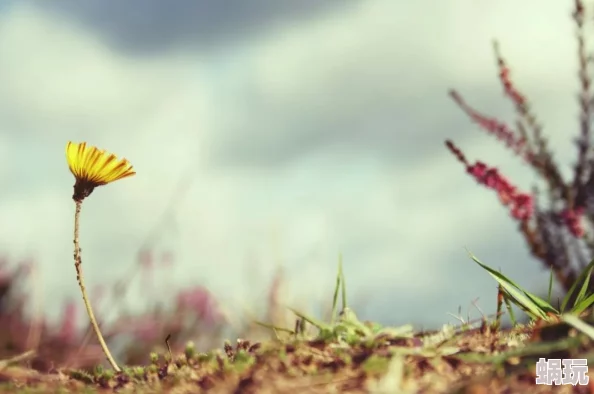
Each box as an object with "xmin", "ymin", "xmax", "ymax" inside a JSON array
[{"xmin": 0, "ymin": 350, "xmax": 36, "ymax": 370}]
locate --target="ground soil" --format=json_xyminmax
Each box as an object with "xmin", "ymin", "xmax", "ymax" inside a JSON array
[{"xmin": 1, "ymin": 319, "xmax": 593, "ymax": 393}]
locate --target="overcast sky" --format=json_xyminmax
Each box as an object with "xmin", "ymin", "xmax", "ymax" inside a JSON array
[{"xmin": 0, "ymin": 0, "xmax": 589, "ymax": 331}]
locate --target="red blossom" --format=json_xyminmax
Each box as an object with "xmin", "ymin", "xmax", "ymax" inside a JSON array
[
  {"xmin": 447, "ymin": 4, "xmax": 594, "ymax": 295},
  {"xmin": 510, "ymin": 193, "xmax": 534, "ymax": 221},
  {"xmin": 560, "ymin": 207, "xmax": 585, "ymax": 238},
  {"xmin": 449, "ymin": 91, "xmax": 527, "ymax": 156},
  {"xmin": 495, "ymin": 51, "xmax": 526, "ymax": 107},
  {"xmin": 446, "ymin": 140, "xmax": 533, "ymax": 221}
]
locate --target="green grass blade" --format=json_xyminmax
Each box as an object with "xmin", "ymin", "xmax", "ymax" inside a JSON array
[
  {"xmin": 562, "ymin": 314, "xmax": 594, "ymax": 340},
  {"xmin": 468, "ymin": 252, "xmax": 550, "ymax": 320},
  {"xmin": 331, "ymin": 256, "xmax": 342, "ymax": 325},
  {"xmin": 501, "ymin": 288, "xmax": 543, "ymax": 320},
  {"xmin": 570, "ymin": 293, "xmax": 594, "ymax": 316},
  {"xmin": 339, "ymin": 254, "xmax": 347, "ymax": 310},
  {"xmin": 375, "ymin": 325, "xmax": 415, "ymax": 338},
  {"xmin": 503, "ymin": 293, "xmax": 517, "ymax": 325},
  {"xmin": 467, "ymin": 252, "xmax": 523, "ymax": 290},
  {"xmin": 573, "ymin": 266, "xmax": 594, "ymax": 308},
  {"xmin": 547, "ymin": 267, "xmax": 554, "ymax": 304},
  {"xmin": 253, "ymin": 321, "xmax": 295, "ymax": 334},
  {"xmin": 561, "ymin": 259, "xmax": 594, "ymax": 312},
  {"xmin": 493, "ymin": 283, "xmax": 504, "ymax": 330},
  {"xmin": 522, "ymin": 290, "xmax": 559, "ymax": 315},
  {"xmin": 289, "ymin": 307, "xmax": 331, "ymax": 331},
  {"xmin": 471, "ymin": 252, "xmax": 557, "ymax": 315}
]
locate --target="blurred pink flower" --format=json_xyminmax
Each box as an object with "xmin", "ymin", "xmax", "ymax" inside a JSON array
[
  {"xmin": 446, "ymin": 140, "xmax": 534, "ymax": 221},
  {"xmin": 560, "ymin": 207, "xmax": 585, "ymax": 238},
  {"xmin": 126, "ymin": 315, "xmax": 161, "ymax": 343},
  {"xmin": 57, "ymin": 300, "xmax": 78, "ymax": 343},
  {"xmin": 176, "ymin": 286, "xmax": 221, "ymax": 326},
  {"xmin": 450, "ymin": 91, "xmax": 527, "ymax": 156},
  {"xmin": 160, "ymin": 251, "xmax": 174, "ymax": 267},
  {"xmin": 138, "ymin": 249, "xmax": 153, "ymax": 271}
]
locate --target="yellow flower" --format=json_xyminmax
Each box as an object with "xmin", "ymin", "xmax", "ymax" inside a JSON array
[{"xmin": 66, "ymin": 141, "xmax": 135, "ymax": 202}]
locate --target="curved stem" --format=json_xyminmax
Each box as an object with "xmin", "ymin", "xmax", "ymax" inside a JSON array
[{"xmin": 73, "ymin": 201, "xmax": 121, "ymax": 372}]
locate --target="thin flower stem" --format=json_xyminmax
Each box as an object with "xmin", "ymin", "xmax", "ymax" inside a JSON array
[{"xmin": 73, "ymin": 201, "xmax": 121, "ymax": 372}]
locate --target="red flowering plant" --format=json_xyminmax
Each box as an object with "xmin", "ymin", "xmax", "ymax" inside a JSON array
[{"xmin": 447, "ymin": 0, "xmax": 593, "ymax": 298}]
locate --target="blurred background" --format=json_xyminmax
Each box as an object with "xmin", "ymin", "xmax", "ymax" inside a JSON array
[{"xmin": 0, "ymin": 0, "xmax": 589, "ymax": 368}]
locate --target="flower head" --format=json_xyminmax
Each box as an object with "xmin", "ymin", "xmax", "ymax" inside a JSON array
[
  {"xmin": 66, "ymin": 141, "xmax": 135, "ymax": 202},
  {"xmin": 560, "ymin": 207, "xmax": 585, "ymax": 238},
  {"xmin": 446, "ymin": 140, "xmax": 534, "ymax": 221}
]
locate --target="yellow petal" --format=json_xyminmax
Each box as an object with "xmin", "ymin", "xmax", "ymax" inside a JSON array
[{"xmin": 66, "ymin": 141, "xmax": 135, "ymax": 186}]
